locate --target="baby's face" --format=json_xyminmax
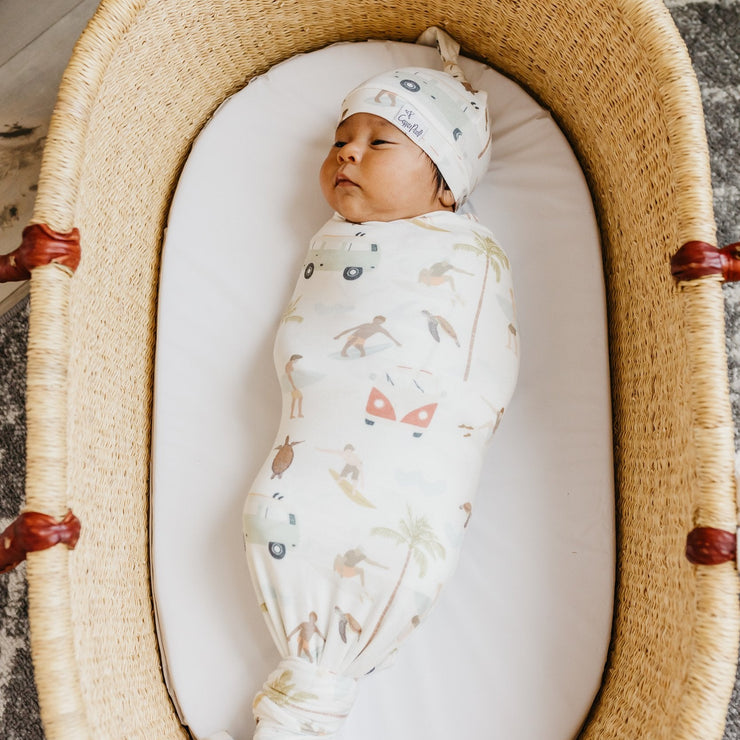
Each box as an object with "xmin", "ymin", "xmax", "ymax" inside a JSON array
[{"xmin": 319, "ymin": 113, "xmax": 453, "ymax": 223}]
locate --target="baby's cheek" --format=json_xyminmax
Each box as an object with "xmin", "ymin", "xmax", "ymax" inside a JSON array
[{"xmin": 318, "ymin": 160, "xmax": 335, "ymax": 199}]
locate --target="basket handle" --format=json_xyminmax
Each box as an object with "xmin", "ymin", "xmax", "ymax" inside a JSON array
[
  {"xmin": 685, "ymin": 526, "xmax": 737, "ymax": 566},
  {"xmin": 0, "ymin": 510, "xmax": 81, "ymax": 574},
  {"xmin": 671, "ymin": 240, "xmax": 740, "ymax": 282},
  {"xmin": 672, "ymin": 240, "xmax": 739, "ymax": 567},
  {"xmin": 1, "ymin": 223, "xmax": 82, "ymax": 572},
  {"xmin": 0, "ymin": 223, "xmax": 80, "ymax": 283}
]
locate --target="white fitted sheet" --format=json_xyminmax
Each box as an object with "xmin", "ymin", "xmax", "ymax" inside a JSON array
[{"xmin": 151, "ymin": 40, "xmax": 615, "ymax": 740}]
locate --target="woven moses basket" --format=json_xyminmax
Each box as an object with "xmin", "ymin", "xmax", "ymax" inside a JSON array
[{"xmin": 1, "ymin": 0, "xmax": 739, "ymax": 737}]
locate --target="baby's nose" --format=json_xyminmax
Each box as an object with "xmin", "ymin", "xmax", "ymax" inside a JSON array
[{"xmin": 338, "ymin": 142, "xmax": 361, "ymax": 162}]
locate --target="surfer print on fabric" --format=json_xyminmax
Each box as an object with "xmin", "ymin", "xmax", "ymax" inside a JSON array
[
  {"xmin": 317, "ymin": 444, "xmax": 376, "ymax": 508},
  {"xmin": 334, "ymin": 315, "xmax": 401, "ymax": 358},
  {"xmin": 418, "ymin": 259, "xmax": 472, "ymax": 305},
  {"xmin": 458, "ymin": 399, "xmax": 506, "ymax": 441},
  {"xmin": 279, "ymin": 353, "xmax": 324, "ymax": 422},
  {"xmin": 288, "ymin": 612, "xmax": 327, "ymax": 663},
  {"xmin": 334, "ymin": 546, "xmax": 388, "ymax": 589},
  {"xmin": 284, "ymin": 355, "xmax": 304, "ymax": 419}
]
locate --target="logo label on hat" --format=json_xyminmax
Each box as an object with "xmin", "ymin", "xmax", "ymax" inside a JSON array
[{"xmin": 394, "ymin": 106, "xmax": 428, "ymax": 140}]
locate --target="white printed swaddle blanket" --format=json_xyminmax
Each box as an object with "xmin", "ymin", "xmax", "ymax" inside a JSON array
[{"xmin": 244, "ymin": 209, "xmax": 519, "ymax": 738}]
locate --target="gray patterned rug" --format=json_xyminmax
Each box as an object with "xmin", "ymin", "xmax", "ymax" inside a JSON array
[
  {"xmin": 0, "ymin": 295, "xmax": 39, "ymax": 739},
  {"xmin": 0, "ymin": 2, "xmax": 739, "ymax": 737}
]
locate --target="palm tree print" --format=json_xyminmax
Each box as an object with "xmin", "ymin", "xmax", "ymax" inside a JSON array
[
  {"xmin": 454, "ymin": 232, "xmax": 510, "ymax": 381},
  {"xmin": 360, "ymin": 507, "xmax": 446, "ymax": 654},
  {"xmin": 253, "ymin": 668, "xmax": 318, "ymax": 711}
]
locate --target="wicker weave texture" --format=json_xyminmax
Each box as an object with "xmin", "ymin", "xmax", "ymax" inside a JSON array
[{"xmin": 24, "ymin": 0, "xmax": 739, "ymax": 738}]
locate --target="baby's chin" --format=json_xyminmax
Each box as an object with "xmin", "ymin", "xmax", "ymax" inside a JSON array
[{"xmin": 331, "ymin": 202, "xmax": 451, "ymax": 224}]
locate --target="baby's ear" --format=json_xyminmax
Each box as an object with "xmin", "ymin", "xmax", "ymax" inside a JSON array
[{"xmin": 440, "ymin": 189, "xmax": 455, "ymax": 208}]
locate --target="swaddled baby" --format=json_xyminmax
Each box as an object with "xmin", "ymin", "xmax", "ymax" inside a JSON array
[{"xmin": 243, "ymin": 28, "xmax": 519, "ymax": 739}]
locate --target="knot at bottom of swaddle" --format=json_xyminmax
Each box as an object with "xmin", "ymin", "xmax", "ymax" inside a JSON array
[{"xmin": 253, "ymin": 657, "xmax": 359, "ymax": 738}]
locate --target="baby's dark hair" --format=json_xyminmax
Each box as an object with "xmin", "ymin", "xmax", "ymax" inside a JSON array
[
  {"xmin": 430, "ymin": 160, "xmax": 450, "ymax": 199},
  {"xmin": 419, "ymin": 150, "xmax": 453, "ymax": 206}
]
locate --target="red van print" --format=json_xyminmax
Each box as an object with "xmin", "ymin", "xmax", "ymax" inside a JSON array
[{"xmin": 364, "ymin": 367, "xmax": 439, "ymax": 437}]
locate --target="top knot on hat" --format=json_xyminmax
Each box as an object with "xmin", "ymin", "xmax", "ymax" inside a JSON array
[{"xmin": 339, "ymin": 27, "xmax": 492, "ymax": 206}]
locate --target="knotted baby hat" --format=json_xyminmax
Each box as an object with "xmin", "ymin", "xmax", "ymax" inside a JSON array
[{"xmin": 339, "ymin": 27, "xmax": 492, "ymax": 206}]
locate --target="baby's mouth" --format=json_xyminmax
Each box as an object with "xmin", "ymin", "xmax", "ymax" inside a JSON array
[{"xmin": 335, "ymin": 172, "xmax": 358, "ymax": 188}]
